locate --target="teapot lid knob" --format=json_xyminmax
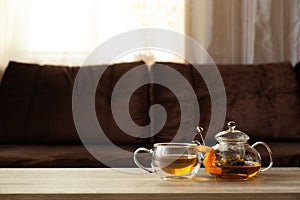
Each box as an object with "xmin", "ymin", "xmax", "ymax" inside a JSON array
[
  {"xmin": 228, "ymin": 121, "xmax": 236, "ymax": 130},
  {"xmin": 215, "ymin": 121, "xmax": 249, "ymax": 142}
]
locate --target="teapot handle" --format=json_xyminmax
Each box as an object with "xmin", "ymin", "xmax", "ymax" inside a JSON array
[
  {"xmin": 133, "ymin": 147, "xmax": 154, "ymax": 173},
  {"xmin": 251, "ymin": 142, "xmax": 273, "ymax": 173}
]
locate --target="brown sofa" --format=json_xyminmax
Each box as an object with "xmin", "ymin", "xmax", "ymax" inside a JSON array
[{"xmin": 0, "ymin": 61, "xmax": 299, "ymax": 167}]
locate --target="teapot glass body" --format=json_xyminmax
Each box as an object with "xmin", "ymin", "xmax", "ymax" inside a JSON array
[{"xmin": 203, "ymin": 121, "xmax": 273, "ymax": 180}]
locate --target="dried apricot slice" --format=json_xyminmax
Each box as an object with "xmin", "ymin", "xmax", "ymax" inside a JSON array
[{"xmin": 203, "ymin": 149, "xmax": 222, "ymax": 174}]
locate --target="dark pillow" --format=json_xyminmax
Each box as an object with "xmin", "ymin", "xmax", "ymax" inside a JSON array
[
  {"xmin": 191, "ymin": 62, "xmax": 300, "ymax": 142},
  {"xmin": 150, "ymin": 62, "xmax": 198, "ymax": 143},
  {"xmin": 260, "ymin": 62, "xmax": 300, "ymax": 141},
  {"xmin": 220, "ymin": 64, "xmax": 272, "ymax": 141},
  {"xmin": 191, "ymin": 63, "xmax": 270, "ymax": 141},
  {"xmin": 0, "ymin": 61, "xmax": 80, "ymax": 144},
  {"xmin": 0, "ymin": 61, "xmax": 151, "ymax": 145},
  {"xmin": 96, "ymin": 61, "xmax": 151, "ymax": 145}
]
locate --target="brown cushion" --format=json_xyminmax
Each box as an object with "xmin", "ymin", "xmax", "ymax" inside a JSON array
[
  {"xmin": 218, "ymin": 64, "xmax": 271, "ymax": 140},
  {"xmin": 0, "ymin": 61, "xmax": 151, "ymax": 145},
  {"xmin": 260, "ymin": 62, "xmax": 300, "ymax": 141},
  {"xmin": 150, "ymin": 62, "xmax": 198, "ymax": 143},
  {"xmin": 192, "ymin": 62, "xmax": 300, "ymax": 141},
  {"xmin": 0, "ymin": 62, "xmax": 81, "ymax": 144},
  {"xmin": 186, "ymin": 63, "xmax": 271, "ymax": 142},
  {"xmin": 96, "ymin": 61, "xmax": 151, "ymax": 144}
]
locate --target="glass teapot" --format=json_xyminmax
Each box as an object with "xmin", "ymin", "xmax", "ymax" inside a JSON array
[{"xmin": 202, "ymin": 121, "xmax": 273, "ymax": 180}]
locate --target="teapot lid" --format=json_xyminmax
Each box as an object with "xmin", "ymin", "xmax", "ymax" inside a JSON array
[{"xmin": 215, "ymin": 121, "xmax": 250, "ymax": 142}]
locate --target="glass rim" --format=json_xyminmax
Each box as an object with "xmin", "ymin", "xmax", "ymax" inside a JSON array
[{"xmin": 153, "ymin": 142, "xmax": 197, "ymax": 148}]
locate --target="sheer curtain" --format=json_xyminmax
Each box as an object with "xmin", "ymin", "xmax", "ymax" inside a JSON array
[
  {"xmin": 0, "ymin": 0, "xmax": 185, "ymax": 76},
  {"xmin": 186, "ymin": 0, "xmax": 300, "ymax": 65},
  {"xmin": 1, "ymin": 0, "xmax": 300, "ymax": 78}
]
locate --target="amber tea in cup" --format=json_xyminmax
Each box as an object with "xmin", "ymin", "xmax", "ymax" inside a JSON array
[
  {"xmin": 155, "ymin": 154, "xmax": 198, "ymax": 175},
  {"xmin": 134, "ymin": 143, "xmax": 200, "ymax": 180}
]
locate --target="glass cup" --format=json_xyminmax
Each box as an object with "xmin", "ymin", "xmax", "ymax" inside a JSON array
[{"xmin": 134, "ymin": 143, "xmax": 200, "ymax": 180}]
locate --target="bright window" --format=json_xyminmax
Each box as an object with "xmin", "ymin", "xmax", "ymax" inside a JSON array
[
  {"xmin": 29, "ymin": 0, "xmax": 92, "ymax": 53},
  {"xmin": 26, "ymin": 0, "xmax": 185, "ymax": 64}
]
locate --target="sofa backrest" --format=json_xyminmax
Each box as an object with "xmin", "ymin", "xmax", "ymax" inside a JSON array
[{"xmin": 0, "ymin": 61, "xmax": 299, "ymax": 145}]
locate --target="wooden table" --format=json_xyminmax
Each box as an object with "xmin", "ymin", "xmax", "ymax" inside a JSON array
[{"xmin": 0, "ymin": 168, "xmax": 299, "ymax": 200}]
